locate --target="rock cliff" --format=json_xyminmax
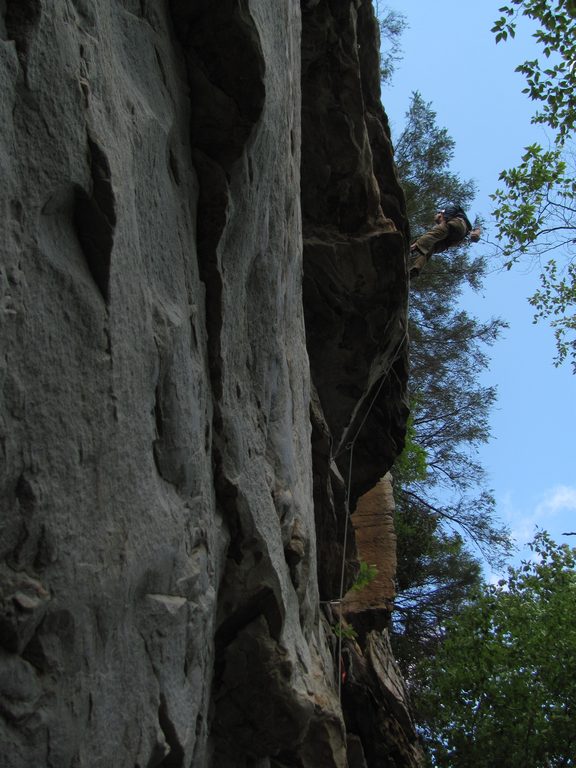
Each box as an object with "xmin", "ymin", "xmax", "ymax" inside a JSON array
[{"xmin": 0, "ymin": 0, "xmax": 421, "ymax": 766}]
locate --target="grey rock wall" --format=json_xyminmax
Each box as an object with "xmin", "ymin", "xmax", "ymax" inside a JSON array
[
  {"xmin": 0, "ymin": 1, "xmax": 420, "ymax": 766},
  {"xmin": 1, "ymin": 1, "xmax": 217, "ymax": 764}
]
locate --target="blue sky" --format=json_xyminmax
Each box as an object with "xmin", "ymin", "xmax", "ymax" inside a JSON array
[{"xmin": 379, "ymin": 1, "xmax": 576, "ymax": 570}]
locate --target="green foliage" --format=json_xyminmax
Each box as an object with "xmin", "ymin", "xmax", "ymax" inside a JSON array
[
  {"xmin": 392, "ymin": 503, "xmax": 483, "ymax": 678},
  {"xmin": 416, "ymin": 532, "xmax": 576, "ymax": 767},
  {"xmin": 331, "ymin": 564, "xmax": 377, "ymax": 657},
  {"xmin": 492, "ymin": 1, "xmax": 576, "ymax": 139},
  {"xmin": 530, "ymin": 258, "xmax": 576, "ymax": 367},
  {"xmin": 332, "ymin": 622, "xmax": 358, "ymax": 640},
  {"xmin": 395, "ymin": 93, "xmax": 476, "ymax": 236},
  {"xmin": 491, "ymin": 144, "xmax": 576, "ymax": 370},
  {"xmin": 376, "ymin": 4, "xmax": 408, "ymax": 85},
  {"xmin": 351, "ymin": 560, "xmax": 378, "ymax": 592},
  {"xmin": 491, "ymin": 1, "xmax": 576, "ymax": 370},
  {"xmin": 393, "ymin": 400, "xmax": 428, "ymax": 484}
]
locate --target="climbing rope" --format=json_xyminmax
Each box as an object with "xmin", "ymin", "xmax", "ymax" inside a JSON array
[{"xmin": 335, "ymin": 326, "xmax": 408, "ymax": 703}]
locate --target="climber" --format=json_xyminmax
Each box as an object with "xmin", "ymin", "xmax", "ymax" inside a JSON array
[{"xmin": 409, "ymin": 204, "xmax": 481, "ymax": 279}]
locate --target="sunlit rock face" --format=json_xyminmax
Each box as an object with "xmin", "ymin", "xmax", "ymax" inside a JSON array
[
  {"xmin": 0, "ymin": 0, "xmax": 419, "ymax": 766},
  {"xmin": 342, "ymin": 474, "xmax": 397, "ymax": 621}
]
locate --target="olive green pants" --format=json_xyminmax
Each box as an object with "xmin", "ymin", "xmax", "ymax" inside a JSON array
[{"xmin": 411, "ymin": 217, "xmax": 468, "ymax": 271}]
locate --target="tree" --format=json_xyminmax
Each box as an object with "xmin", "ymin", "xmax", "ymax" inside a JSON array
[
  {"xmin": 376, "ymin": 4, "xmax": 408, "ymax": 85},
  {"xmin": 492, "ymin": 1, "xmax": 576, "ymax": 141},
  {"xmin": 491, "ymin": 1, "xmax": 576, "ymax": 370},
  {"xmin": 394, "ymin": 93, "xmax": 510, "ymax": 565},
  {"xmin": 416, "ymin": 532, "xmax": 576, "ymax": 767},
  {"xmin": 392, "ymin": 499, "xmax": 482, "ymax": 681},
  {"xmin": 395, "ymin": 92, "xmax": 476, "ymax": 238},
  {"xmin": 388, "ymin": 92, "xmax": 511, "ymax": 679}
]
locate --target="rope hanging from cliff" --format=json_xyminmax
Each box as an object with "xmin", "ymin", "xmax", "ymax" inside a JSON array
[{"xmin": 336, "ymin": 326, "xmax": 408, "ymax": 703}]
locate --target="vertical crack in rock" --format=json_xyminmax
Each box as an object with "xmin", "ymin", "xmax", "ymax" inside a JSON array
[
  {"xmin": 191, "ymin": 150, "xmax": 228, "ymax": 397},
  {"xmin": 73, "ymin": 134, "xmax": 117, "ymax": 304},
  {"xmin": 167, "ymin": 5, "xmax": 346, "ymax": 762},
  {"xmin": 157, "ymin": 693, "xmax": 185, "ymax": 768},
  {"xmin": 169, "ymin": 0, "xmax": 266, "ymax": 395},
  {"xmin": 152, "ymin": 374, "xmax": 176, "ymax": 488},
  {"xmin": 310, "ymin": 388, "xmax": 355, "ymax": 601},
  {"xmin": 167, "ymin": 9, "xmax": 291, "ymax": 759}
]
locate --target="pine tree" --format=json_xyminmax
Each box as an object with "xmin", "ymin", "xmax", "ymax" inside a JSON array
[{"xmin": 389, "ymin": 92, "xmax": 511, "ymax": 667}]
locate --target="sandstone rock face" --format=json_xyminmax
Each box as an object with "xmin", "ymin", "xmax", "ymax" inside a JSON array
[
  {"xmin": 0, "ymin": 1, "xmax": 420, "ymax": 766},
  {"xmin": 342, "ymin": 474, "xmax": 397, "ymax": 621}
]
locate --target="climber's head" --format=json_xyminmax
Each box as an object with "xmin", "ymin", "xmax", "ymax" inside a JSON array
[{"xmin": 434, "ymin": 211, "xmax": 445, "ymax": 225}]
